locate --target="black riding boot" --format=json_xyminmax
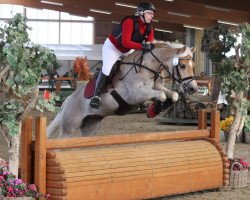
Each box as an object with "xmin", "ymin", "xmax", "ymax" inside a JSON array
[{"xmin": 89, "ymin": 71, "xmax": 108, "ymax": 109}]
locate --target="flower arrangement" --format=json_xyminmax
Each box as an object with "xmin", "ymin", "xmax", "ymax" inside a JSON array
[
  {"xmin": 220, "ymin": 116, "xmax": 234, "ymax": 132},
  {"xmin": 229, "ymin": 158, "xmax": 249, "ymax": 171},
  {"xmin": 0, "ymin": 160, "xmax": 49, "ymax": 199},
  {"xmin": 229, "ymin": 157, "xmax": 248, "ymax": 188},
  {"xmin": 73, "ymin": 57, "xmax": 91, "ymax": 81}
]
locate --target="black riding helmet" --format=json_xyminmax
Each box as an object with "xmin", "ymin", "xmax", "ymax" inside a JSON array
[
  {"xmin": 136, "ymin": 3, "xmax": 156, "ymax": 24},
  {"xmin": 137, "ymin": 2, "xmax": 156, "ymax": 13}
]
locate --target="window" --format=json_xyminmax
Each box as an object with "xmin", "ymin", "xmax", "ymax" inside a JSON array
[
  {"xmin": 61, "ymin": 22, "xmax": 93, "ymax": 44},
  {"xmin": 0, "ymin": 4, "xmax": 23, "ymax": 18},
  {"xmin": 28, "ymin": 21, "xmax": 59, "ymax": 44},
  {"xmin": 0, "ymin": 4, "xmax": 94, "ymax": 45},
  {"xmin": 26, "ymin": 8, "xmax": 59, "ymax": 20}
]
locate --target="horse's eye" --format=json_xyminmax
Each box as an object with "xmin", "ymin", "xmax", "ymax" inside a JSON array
[{"xmin": 179, "ymin": 64, "xmax": 186, "ymax": 69}]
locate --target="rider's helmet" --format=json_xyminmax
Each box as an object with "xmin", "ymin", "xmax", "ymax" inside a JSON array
[{"xmin": 137, "ymin": 2, "xmax": 156, "ymax": 14}]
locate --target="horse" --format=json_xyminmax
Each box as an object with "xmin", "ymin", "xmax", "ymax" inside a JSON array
[{"xmin": 47, "ymin": 41, "xmax": 198, "ymax": 138}]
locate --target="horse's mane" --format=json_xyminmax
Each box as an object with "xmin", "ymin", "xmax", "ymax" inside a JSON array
[
  {"xmin": 125, "ymin": 40, "xmax": 192, "ymax": 60},
  {"xmin": 152, "ymin": 40, "xmax": 185, "ymax": 49},
  {"xmin": 152, "ymin": 40, "xmax": 194, "ymax": 58}
]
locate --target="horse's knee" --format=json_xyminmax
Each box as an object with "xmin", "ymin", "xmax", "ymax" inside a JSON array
[
  {"xmin": 158, "ymin": 92, "xmax": 166, "ymax": 101},
  {"xmin": 171, "ymin": 92, "xmax": 179, "ymax": 102}
]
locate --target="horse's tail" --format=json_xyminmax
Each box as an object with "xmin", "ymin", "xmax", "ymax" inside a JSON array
[{"xmin": 46, "ymin": 95, "xmax": 71, "ymax": 138}]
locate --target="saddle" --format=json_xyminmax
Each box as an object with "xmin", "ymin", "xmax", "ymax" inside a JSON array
[{"xmin": 84, "ymin": 61, "xmax": 121, "ymax": 99}]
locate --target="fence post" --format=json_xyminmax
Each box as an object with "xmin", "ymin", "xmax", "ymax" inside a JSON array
[
  {"xmin": 35, "ymin": 116, "xmax": 47, "ymax": 198},
  {"xmin": 211, "ymin": 110, "xmax": 220, "ymax": 141},
  {"xmin": 20, "ymin": 116, "xmax": 33, "ymax": 184},
  {"xmin": 198, "ymin": 109, "xmax": 207, "ymax": 130}
]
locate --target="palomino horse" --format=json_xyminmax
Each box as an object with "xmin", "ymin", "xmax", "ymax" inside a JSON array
[{"xmin": 47, "ymin": 41, "xmax": 198, "ymax": 138}]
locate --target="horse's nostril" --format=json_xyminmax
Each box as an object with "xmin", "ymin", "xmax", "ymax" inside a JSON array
[{"xmin": 187, "ymin": 87, "xmax": 196, "ymax": 94}]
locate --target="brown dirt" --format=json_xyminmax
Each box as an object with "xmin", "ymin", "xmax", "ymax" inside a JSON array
[{"xmin": 0, "ymin": 110, "xmax": 250, "ymax": 199}]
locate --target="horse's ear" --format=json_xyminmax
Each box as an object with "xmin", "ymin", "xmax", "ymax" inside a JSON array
[
  {"xmin": 177, "ymin": 46, "xmax": 186, "ymax": 54},
  {"xmin": 191, "ymin": 47, "xmax": 196, "ymax": 53}
]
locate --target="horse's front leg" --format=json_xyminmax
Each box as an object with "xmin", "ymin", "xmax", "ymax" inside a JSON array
[
  {"xmin": 154, "ymin": 75, "xmax": 179, "ymax": 102},
  {"xmin": 132, "ymin": 86, "xmax": 167, "ymax": 103},
  {"xmin": 154, "ymin": 84, "xmax": 179, "ymax": 102}
]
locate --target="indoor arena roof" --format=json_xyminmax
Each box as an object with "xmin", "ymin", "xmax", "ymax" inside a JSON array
[{"xmin": 1, "ymin": 0, "xmax": 250, "ymax": 33}]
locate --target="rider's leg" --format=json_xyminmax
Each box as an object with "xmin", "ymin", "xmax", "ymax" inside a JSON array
[
  {"xmin": 89, "ymin": 38, "xmax": 125, "ymax": 109},
  {"xmin": 89, "ymin": 71, "xmax": 108, "ymax": 109}
]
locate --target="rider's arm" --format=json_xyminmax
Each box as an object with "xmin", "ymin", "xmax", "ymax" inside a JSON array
[
  {"xmin": 121, "ymin": 18, "xmax": 143, "ymax": 50},
  {"xmin": 146, "ymin": 27, "xmax": 154, "ymax": 42}
]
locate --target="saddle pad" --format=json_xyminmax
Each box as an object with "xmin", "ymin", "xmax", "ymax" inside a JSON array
[{"xmin": 84, "ymin": 78, "xmax": 96, "ymax": 99}]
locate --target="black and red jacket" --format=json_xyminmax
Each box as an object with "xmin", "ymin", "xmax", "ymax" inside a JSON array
[{"xmin": 109, "ymin": 16, "xmax": 154, "ymax": 53}]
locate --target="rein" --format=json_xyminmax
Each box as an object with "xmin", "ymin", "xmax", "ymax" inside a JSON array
[
  {"xmin": 119, "ymin": 49, "xmax": 195, "ymax": 85},
  {"xmin": 120, "ymin": 51, "xmax": 171, "ymax": 81}
]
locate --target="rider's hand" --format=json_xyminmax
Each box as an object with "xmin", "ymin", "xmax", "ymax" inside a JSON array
[{"xmin": 142, "ymin": 43, "xmax": 155, "ymax": 52}]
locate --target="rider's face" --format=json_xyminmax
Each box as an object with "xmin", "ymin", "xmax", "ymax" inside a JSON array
[{"xmin": 143, "ymin": 10, "xmax": 154, "ymax": 23}]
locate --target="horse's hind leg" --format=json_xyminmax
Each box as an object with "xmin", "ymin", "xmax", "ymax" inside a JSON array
[{"xmin": 80, "ymin": 115, "xmax": 104, "ymax": 136}]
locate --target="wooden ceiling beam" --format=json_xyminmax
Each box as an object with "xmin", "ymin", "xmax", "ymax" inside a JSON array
[
  {"xmin": 1, "ymin": 0, "xmax": 247, "ymax": 31},
  {"xmin": 186, "ymin": 0, "xmax": 250, "ymax": 13},
  {"xmin": 0, "ymin": 0, "xmax": 186, "ymax": 32},
  {"xmin": 116, "ymin": 0, "xmax": 249, "ymax": 24},
  {"xmin": 54, "ymin": 0, "xmax": 218, "ymax": 28}
]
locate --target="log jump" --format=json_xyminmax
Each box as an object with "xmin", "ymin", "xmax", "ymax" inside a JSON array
[{"xmin": 21, "ymin": 110, "xmax": 229, "ymax": 200}]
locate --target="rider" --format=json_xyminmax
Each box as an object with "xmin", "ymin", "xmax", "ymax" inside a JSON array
[{"xmin": 89, "ymin": 2, "xmax": 156, "ymax": 109}]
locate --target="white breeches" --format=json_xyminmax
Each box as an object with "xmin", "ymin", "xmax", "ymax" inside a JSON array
[{"xmin": 101, "ymin": 38, "xmax": 133, "ymax": 76}]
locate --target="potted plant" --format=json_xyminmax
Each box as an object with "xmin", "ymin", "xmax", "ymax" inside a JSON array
[
  {"xmin": 229, "ymin": 157, "xmax": 248, "ymax": 188},
  {"xmin": 0, "ymin": 160, "xmax": 49, "ymax": 199},
  {"xmin": 73, "ymin": 57, "xmax": 91, "ymax": 88}
]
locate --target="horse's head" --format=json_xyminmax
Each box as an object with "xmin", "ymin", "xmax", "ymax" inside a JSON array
[{"xmin": 165, "ymin": 44, "xmax": 198, "ymax": 95}]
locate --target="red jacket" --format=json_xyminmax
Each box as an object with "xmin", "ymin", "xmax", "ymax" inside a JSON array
[{"xmin": 109, "ymin": 16, "xmax": 154, "ymax": 53}]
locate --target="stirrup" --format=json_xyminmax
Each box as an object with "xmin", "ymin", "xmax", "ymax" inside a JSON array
[{"xmin": 89, "ymin": 96, "xmax": 101, "ymax": 109}]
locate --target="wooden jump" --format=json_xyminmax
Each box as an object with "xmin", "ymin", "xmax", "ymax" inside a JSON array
[{"xmin": 21, "ymin": 110, "xmax": 229, "ymax": 200}]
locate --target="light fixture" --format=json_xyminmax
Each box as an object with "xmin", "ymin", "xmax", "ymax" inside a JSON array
[
  {"xmin": 41, "ymin": 0, "xmax": 63, "ymax": 6},
  {"xmin": 183, "ymin": 25, "xmax": 203, "ymax": 30},
  {"xmin": 218, "ymin": 20, "xmax": 239, "ymax": 26},
  {"xmin": 165, "ymin": 0, "xmax": 175, "ymax": 2},
  {"xmin": 205, "ymin": 5, "xmax": 230, "ymax": 12},
  {"xmin": 152, "ymin": 19, "xmax": 159, "ymax": 23},
  {"xmin": 115, "ymin": 2, "xmax": 137, "ymax": 9},
  {"xmin": 112, "ymin": 21, "xmax": 120, "ymax": 24},
  {"xmin": 89, "ymin": 8, "xmax": 111, "ymax": 15},
  {"xmin": 167, "ymin": 11, "xmax": 190, "ymax": 18},
  {"xmin": 155, "ymin": 28, "xmax": 173, "ymax": 33}
]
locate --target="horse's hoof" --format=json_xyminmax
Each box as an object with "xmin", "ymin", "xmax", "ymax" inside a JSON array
[{"xmin": 146, "ymin": 103, "xmax": 157, "ymax": 118}]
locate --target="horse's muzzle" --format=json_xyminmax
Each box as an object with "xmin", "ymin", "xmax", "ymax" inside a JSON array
[
  {"xmin": 186, "ymin": 85, "xmax": 198, "ymax": 95},
  {"xmin": 182, "ymin": 80, "xmax": 198, "ymax": 95}
]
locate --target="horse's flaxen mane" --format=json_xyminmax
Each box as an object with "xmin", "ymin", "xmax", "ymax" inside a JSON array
[
  {"xmin": 152, "ymin": 40, "xmax": 194, "ymax": 58},
  {"xmin": 152, "ymin": 40, "xmax": 184, "ymax": 49}
]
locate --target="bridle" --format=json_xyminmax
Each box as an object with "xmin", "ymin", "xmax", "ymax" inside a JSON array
[
  {"xmin": 172, "ymin": 58, "xmax": 195, "ymax": 93},
  {"xmin": 120, "ymin": 48, "xmax": 195, "ymax": 88},
  {"xmin": 120, "ymin": 51, "xmax": 169, "ymax": 81}
]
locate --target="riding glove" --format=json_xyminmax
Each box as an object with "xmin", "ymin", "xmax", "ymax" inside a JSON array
[{"xmin": 142, "ymin": 43, "xmax": 155, "ymax": 52}]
